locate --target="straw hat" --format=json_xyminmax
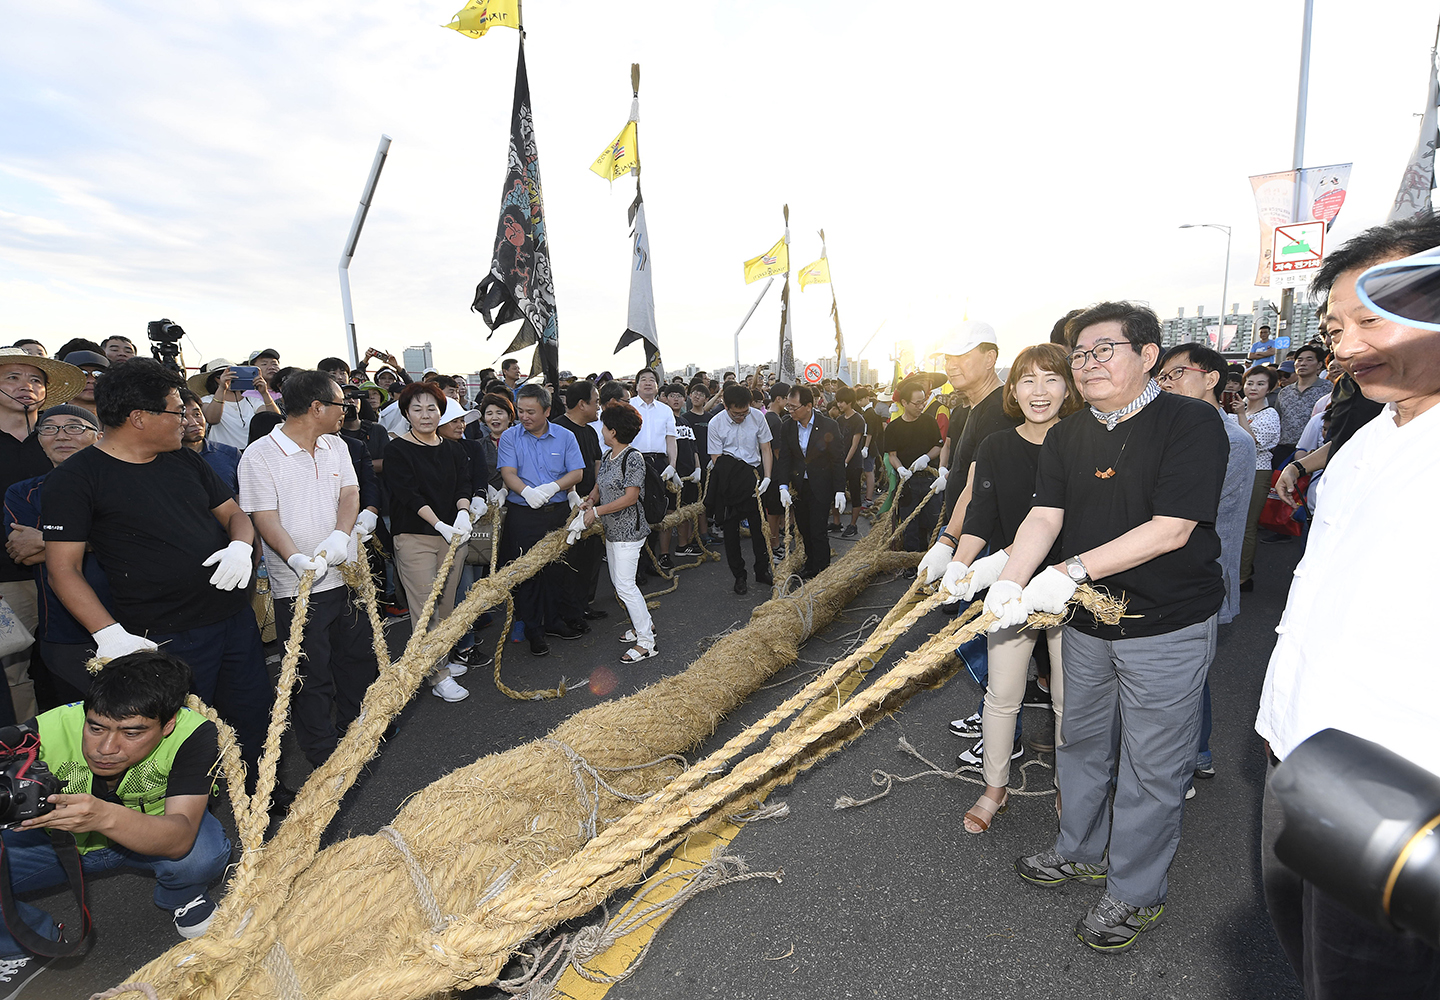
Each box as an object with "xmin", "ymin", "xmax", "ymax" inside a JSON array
[
  {"xmin": 187, "ymin": 359, "xmax": 234, "ymax": 396},
  {"xmin": 0, "ymin": 348, "xmax": 85, "ymax": 407}
]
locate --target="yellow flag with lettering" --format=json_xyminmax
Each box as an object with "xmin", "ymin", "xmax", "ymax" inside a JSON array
[
  {"xmin": 743, "ymin": 237, "xmax": 788, "ymax": 284},
  {"xmin": 589, "ymin": 121, "xmax": 639, "ymax": 181},
  {"xmin": 443, "ymin": 0, "xmax": 520, "ymax": 38},
  {"xmin": 798, "ymin": 256, "xmax": 830, "ymax": 290}
]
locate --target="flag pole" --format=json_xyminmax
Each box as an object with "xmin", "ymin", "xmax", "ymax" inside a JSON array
[
  {"xmin": 733, "ymin": 278, "xmax": 775, "ymax": 378},
  {"xmin": 777, "ymin": 204, "xmax": 793, "ymax": 382},
  {"xmin": 338, "ymin": 134, "xmax": 391, "ymax": 368},
  {"xmin": 819, "ymin": 227, "xmax": 848, "ymax": 382}
]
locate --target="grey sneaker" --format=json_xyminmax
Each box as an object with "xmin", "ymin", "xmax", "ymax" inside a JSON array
[
  {"xmin": 1076, "ymin": 891, "xmax": 1164, "ymax": 951},
  {"xmin": 1015, "ymin": 848, "xmax": 1108, "ymax": 885},
  {"xmin": 949, "ymin": 711, "xmax": 983, "ymax": 738}
]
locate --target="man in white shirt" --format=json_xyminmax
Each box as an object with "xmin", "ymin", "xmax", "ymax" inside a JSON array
[
  {"xmin": 630, "ymin": 368, "xmax": 680, "ymax": 569},
  {"xmin": 706, "ymin": 384, "xmax": 774, "ymax": 594},
  {"xmin": 1255, "ymin": 216, "xmax": 1440, "ymax": 996},
  {"xmin": 239, "ymin": 370, "xmax": 374, "ymax": 766}
]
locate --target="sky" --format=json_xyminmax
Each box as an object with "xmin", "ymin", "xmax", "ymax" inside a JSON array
[{"xmin": 2, "ymin": 0, "xmax": 1437, "ymax": 379}]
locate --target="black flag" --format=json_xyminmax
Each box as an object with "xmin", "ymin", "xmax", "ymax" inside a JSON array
[{"xmin": 472, "ymin": 39, "xmax": 559, "ymax": 388}]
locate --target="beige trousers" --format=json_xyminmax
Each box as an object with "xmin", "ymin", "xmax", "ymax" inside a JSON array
[
  {"xmin": 392, "ymin": 534, "xmax": 466, "ymax": 684},
  {"xmin": 0, "ymin": 581, "xmax": 38, "ymax": 721},
  {"xmin": 981, "ymin": 621, "xmax": 1065, "ymax": 788}
]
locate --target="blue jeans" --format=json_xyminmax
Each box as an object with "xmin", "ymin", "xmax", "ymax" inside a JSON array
[{"xmin": 0, "ymin": 811, "xmax": 231, "ymax": 958}]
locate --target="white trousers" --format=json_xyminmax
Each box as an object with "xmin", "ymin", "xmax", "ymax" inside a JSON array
[{"xmin": 605, "ymin": 540, "xmax": 655, "ymax": 650}]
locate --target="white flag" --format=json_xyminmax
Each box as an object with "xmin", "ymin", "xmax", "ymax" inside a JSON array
[
  {"xmin": 1390, "ymin": 50, "xmax": 1439, "ymax": 222},
  {"xmin": 614, "ymin": 194, "xmax": 661, "ymax": 374}
]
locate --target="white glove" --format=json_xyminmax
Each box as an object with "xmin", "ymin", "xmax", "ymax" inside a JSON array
[
  {"xmin": 470, "ymin": 496, "xmax": 489, "ymax": 521},
  {"xmin": 435, "ymin": 521, "xmax": 463, "ymax": 544},
  {"xmin": 984, "ymin": 580, "xmax": 1027, "ymax": 632},
  {"xmin": 314, "ymin": 529, "xmax": 351, "ymax": 566},
  {"xmin": 203, "ymin": 540, "xmax": 253, "ymax": 591},
  {"xmin": 929, "ymin": 467, "xmax": 949, "ymax": 496},
  {"xmin": 758, "ymin": 477, "xmax": 771, "ymax": 495},
  {"xmin": 686, "ymin": 467, "xmax": 702, "ymax": 483},
  {"xmin": 861, "ymin": 446, "xmax": 868, "ymax": 459},
  {"xmin": 93, "ymin": 623, "xmax": 158, "ymax": 661},
  {"xmin": 287, "ymin": 552, "xmax": 328, "ymax": 580},
  {"xmin": 909, "ymin": 454, "xmax": 930, "ymax": 474},
  {"xmin": 534, "ymin": 482, "xmax": 560, "ymax": 504},
  {"xmin": 567, "ymin": 488, "xmax": 584, "ymax": 510},
  {"xmin": 940, "ymin": 560, "xmax": 973, "ymax": 604},
  {"xmin": 354, "ymin": 509, "xmax": 378, "ymax": 542},
  {"xmin": 565, "ymin": 510, "xmax": 587, "ymax": 545},
  {"xmin": 662, "ymin": 465, "xmax": 681, "ymax": 486},
  {"xmin": 961, "ymin": 550, "xmax": 1010, "ymax": 601},
  {"xmin": 487, "ymin": 485, "xmax": 507, "ymax": 508},
  {"xmin": 896, "ymin": 465, "xmax": 913, "ymax": 482},
  {"xmin": 778, "ymin": 485, "xmax": 792, "ymax": 508},
  {"xmin": 451, "ymin": 509, "xmax": 472, "ymax": 537},
  {"xmin": 1021, "ymin": 566, "xmax": 1078, "ymax": 616},
  {"xmin": 917, "ymin": 542, "xmax": 954, "ymax": 585},
  {"xmin": 521, "ymin": 486, "xmax": 546, "ymax": 509},
  {"xmin": 834, "ymin": 492, "xmax": 846, "ymax": 515}
]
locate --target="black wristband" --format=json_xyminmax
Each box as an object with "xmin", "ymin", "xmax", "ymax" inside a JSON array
[
  {"xmin": 1289, "ymin": 460, "xmax": 1307, "ymax": 477},
  {"xmin": 938, "ymin": 530, "xmax": 959, "ymax": 549}
]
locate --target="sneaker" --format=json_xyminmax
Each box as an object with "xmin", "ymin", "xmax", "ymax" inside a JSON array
[
  {"xmin": 529, "ymin": 634, "xmax": 550, "ymax": 656},
  {"xmin": 957, "ymin": 738, "xmax": 1022, "ymax": 767},
  {"xmin": 771, "ymin": 547, "xmax": 786, "ymax": 564},
  {"xmin": 1076, "ymin": 891, "xmax": 1164, "ymax": 951},
  {"xmin": 1194, "ymin": 753, "xmax": 1216, "ymax": 779},
  {"xmin": 1015, "ymin": 848, "xmax": 1109, "ymax": 886},
  {"xmin": 841, "ymin": 524, "xmax": 858, "ymax": 538},
  {"xmin": 510, "ymin": 621, "xmax": 526, "ymax": 643},
  {"xmin": 174, "ymin": 893, "xmax": 217, "ymax": 938},
  {"xmin": 432, "ymin": 677, "xmax": 469, "ymax": 703},
  {"xmin": 0, "ymin": 956, "xmax": 34, "ymax": 984},
  {"xmin": 1185, "ymin": 785, "xmax": 1196, "ymax": 800},
  {"xmin": 582, "ymin": 607, "xmax": 609, "ymax": 620},
  {"xmin": 1022, "ymin": 680, "xmax": 1053, "ymax": 708},
  {"xmin": 383, "ymin": 604, "xmax": 409, "ymax": 618},
  {"xmin": 949, "ymin": 712, "xmax": 983, "ymax": 738},
  {"xmin": 734, "ymin": 576, "xmax": 748, "ymax": 595},
  {"xmin": 677, "ymin": 542, "xmax": 700, "ymax": 555},
  {"xmin": 828, "ymin": 522, "xmax": 843, "ymax": 534},
  {"xmin": 547, "ymin": 622, "xmax": 586, "ymax": 641},
  {"xmin": 659, "ymin": 553, "xmax": 674, "ymax": 571},
  {"xmin": 445, "ymin": 661, "xmax": 468, "ymax": 678}
]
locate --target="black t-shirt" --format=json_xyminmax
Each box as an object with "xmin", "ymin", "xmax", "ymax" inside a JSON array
[
  {"xmin": 553, "ymin": 414, "xmax": 601, "ymax": 494},
  {"xmin": 949, "ymin": 386, "xmax": 1021, "ymax": 479},
  {"xmin": 962, "ymin": 428, "xmax": 1060, "ymax": 565},
  {"xmin": 836, "ymin": 411, "xmax": 866, "ymax": 467},
  {"xmin": 884, "ymin": 414, "xmax": 942, "ymax": 469},
  {"xmin": 31, "ymin": 714, "xmax": 219, "ymax": 801},
  {"xmin": 860, "ymin": 405, "xmax": 886, "ymax": 455},
  {"xmin": 0, "ymin": 432, "xmax": 54, "ymax": 582},
  {"xmin": 42, "ymin": 447, "xmax": 246, "ymax": 633},
  {"xmin": 679, "ymin": 409, "xmax": 710, "ymax": 469},
  {"xmin": 1034, "ymin": 392, "xmax": 1228, "ymax": 639}
]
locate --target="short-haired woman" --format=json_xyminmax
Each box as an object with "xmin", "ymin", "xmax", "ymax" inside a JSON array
[
  {"xmin": 581, "ymin": 403, "xmax": 656, "ymax": 663},
  {"xmin": 383, "ymin": 382, "xmax": 474, "ymax": 702},
  {"xmin": 1231, "ymin": 366, "xmax": 1281, "ymax": 590}
]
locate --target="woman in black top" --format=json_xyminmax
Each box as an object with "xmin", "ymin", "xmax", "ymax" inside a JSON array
[
  {"xmin": 382, "ymin": 383, "xmax": 474, "ymax": 703},
  {"xmin": 938, "ymin": 344, "xmax": 1081, "ymax": 833}
]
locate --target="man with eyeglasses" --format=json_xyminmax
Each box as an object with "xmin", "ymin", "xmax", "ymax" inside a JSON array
[
  {"xmin": 988, "ymin": 302, "xmax": 1228, "ymax": 952},
  {"xmin": 42, "ymin": 358, "xmax": 272, "ymax": 785}
]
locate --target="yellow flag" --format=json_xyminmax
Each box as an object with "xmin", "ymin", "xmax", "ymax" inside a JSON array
[
  {"xmin": 798, "ymin": 256, "xmax": 830, "ymax": 290},
  {"xmin": 589, "ymin": 121, "xmax": 639, "ymax": 181},
  {"xmin": 743, "ymin": 237, "xmax": 788, "ymax": 284},
  {"xmin": 443, "ymin": 0, "xmax": 520, "ymax": 38}
]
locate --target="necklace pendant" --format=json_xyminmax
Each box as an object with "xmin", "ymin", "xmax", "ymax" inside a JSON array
[{"xmin": 1095, "ymin": 467, "xmax": 1116, "ymax": 479}]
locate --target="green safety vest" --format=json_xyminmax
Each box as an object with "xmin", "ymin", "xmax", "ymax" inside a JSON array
[{"xmin": 36, "ymin": 703, "xmax": 211, "ymax": 854}]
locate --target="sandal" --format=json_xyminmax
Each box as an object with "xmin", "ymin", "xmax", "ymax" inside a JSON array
[
  {"xmin": 620, "ymin": 644, "xmax": 658, "ymax": 664},
  {"xmin": 963, "ymin": 790, "xmax": 1009, "ymax": 834}
]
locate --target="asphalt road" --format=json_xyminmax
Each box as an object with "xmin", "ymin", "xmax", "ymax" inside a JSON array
[{"xmin": 15, "ymin": 526, "xmax": 1307, "ymax": 1000}]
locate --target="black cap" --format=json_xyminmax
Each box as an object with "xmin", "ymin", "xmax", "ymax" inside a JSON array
[{"xmin": 62, "ymin": 350, "xmax": 109, "ymax": 371}]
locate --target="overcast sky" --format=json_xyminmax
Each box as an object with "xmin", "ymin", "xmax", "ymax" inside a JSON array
[{"xmin": 2, "ymin": 0, "xmax": 1437, "ymax": 378}]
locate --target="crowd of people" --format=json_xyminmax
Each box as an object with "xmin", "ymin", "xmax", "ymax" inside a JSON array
[{"xmin": 0, "ymin": 215, "xmax": 1433, "ymax": 999}]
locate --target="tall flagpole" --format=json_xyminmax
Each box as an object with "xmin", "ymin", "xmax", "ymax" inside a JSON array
[
  {"xmin": 819, "ymin": 227, "xmax": 848, "ymax": 382},
  {"xmin": 777, "ymin": 204, "xmax": 794, "ymax": 382},
  {"xmin": 338, "ymin": 134, "xmax": 391, "ymax": 368}
]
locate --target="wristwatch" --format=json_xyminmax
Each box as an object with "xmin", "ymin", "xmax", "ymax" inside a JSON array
[
  {"xmin": 1288, "ymin": 460, "xmax": 1307, "ymax": 477},
  {"xmin": 1065, "ymin": 556, "xmax": 1090, "ymax": 584}
]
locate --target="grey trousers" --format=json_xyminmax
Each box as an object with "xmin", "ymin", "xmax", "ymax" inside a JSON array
[{"xmin": 1053, "ymin": 615, "xmax": 1217, "ymax": 907}]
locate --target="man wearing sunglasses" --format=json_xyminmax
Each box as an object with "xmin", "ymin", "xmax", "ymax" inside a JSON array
[{"xmin": 41, "ymin": 358, "xmax": 272, "ymax": 786}]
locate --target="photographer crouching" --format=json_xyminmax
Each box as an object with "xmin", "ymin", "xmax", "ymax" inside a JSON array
[{"xmin": 0, "ymin": 650, "xmax": 228, "ymax": 968}]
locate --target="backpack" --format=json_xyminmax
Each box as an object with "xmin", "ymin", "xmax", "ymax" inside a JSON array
[{"xmin": 624, "ymin": 449, "xmax": 670, "ymax": 527}]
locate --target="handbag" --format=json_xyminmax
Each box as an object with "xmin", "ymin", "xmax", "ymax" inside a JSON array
[
  {"xmin": 467, "ymin": 508, "xmax": 498, "ymax": 566},
  {"xmin": 0, "ymin": 597, "xmax": 34, "ymax": 659},
  {"xmin": 1259, "ymin": 470, "xmax": 1310, "ymax": 537}
]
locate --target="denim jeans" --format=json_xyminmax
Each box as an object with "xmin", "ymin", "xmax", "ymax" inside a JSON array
[{"xmin": 0, "ymin": 811, "xmax": 231, "ymax": 958}]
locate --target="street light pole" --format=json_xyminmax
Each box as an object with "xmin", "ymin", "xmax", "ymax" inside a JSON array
[{"xmin": 1180, "ymin": 223, "xmax": 1233, "ymax": 348}]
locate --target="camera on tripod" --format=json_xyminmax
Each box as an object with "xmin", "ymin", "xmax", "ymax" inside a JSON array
[
  {"xmin": 146, "ymin": 318, "xmax": 187, "ymax": 375},
  {"xmin": 0, "ymin": 724, "xmax": 60, "ymax": 830}
]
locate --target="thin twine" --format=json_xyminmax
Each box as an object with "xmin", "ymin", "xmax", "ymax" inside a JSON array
[
  {"xmin": 378, "ymin": 825, "xmax": 452, "ymax": 933},
  {"xmin": 833, "ymin": 735, "xmax": 1057, "ymax": 811}
]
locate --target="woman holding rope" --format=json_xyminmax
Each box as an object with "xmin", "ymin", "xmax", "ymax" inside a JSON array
[
  {"xmin": 383, "ymin": 382, "xmax": 475, "ymax": 703},
  {"xmin": 580, "ymin": 402, "xmax": 657, "ymax": 663},
  {"xmin": 930, "ymin": 343, "xmax": 1081, "ymax": 833}
]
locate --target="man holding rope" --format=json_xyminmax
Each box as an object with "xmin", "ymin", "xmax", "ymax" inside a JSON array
[{"xmin": 985, "ymin": 301, "xmax": 1228, "ymax": 952}]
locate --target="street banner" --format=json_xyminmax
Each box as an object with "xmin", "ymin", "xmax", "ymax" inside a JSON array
[
  {"xmin": 614, "ymin": 189, "xmax": 662, "ymax": 373},
  {"xmin": 471, "ymin": 40, "xmax": 559, "ymax": 387},
  {"xmin": 1249, "ymin": 163, "xmax": 1351, "ymax": 285},
  {"xmin": 1389, "ymin": 49, "xmax": 1438, "ymax": 222}
]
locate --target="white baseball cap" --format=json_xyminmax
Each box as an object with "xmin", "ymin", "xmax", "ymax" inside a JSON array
[{"xmin": 942, "ymin": 320, "xmax": 997, "ymax": 357}]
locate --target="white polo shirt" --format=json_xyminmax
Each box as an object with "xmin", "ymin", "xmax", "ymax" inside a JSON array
[
  {"xmin": 1255, "ymin": 401, "xmax": 1440, "ymax": 776},
  {"xmin": 631, "ymin": 396, "xmax": 677, "ymax": 456},
  {"xmin": 238, "ymin": 426, "xmax": 359, "ymax": 598}
]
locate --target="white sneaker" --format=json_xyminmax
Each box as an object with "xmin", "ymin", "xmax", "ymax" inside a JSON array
[
  {"xmin": 432, "ymin": 677, "xmax": 470, "ymax": 702},
  {"xmin": 446, "ymin": 662, "xmax": 468, "ymax": 678}
]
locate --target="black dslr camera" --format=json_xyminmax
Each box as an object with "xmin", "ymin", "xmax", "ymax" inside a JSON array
[
  {"xmin": 0, "ymin": 724, "xmax": 60, "ymax": 830},
  {"xmin": 145, "ymin": 318, "xmax": 188, "ymax": 375}
]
